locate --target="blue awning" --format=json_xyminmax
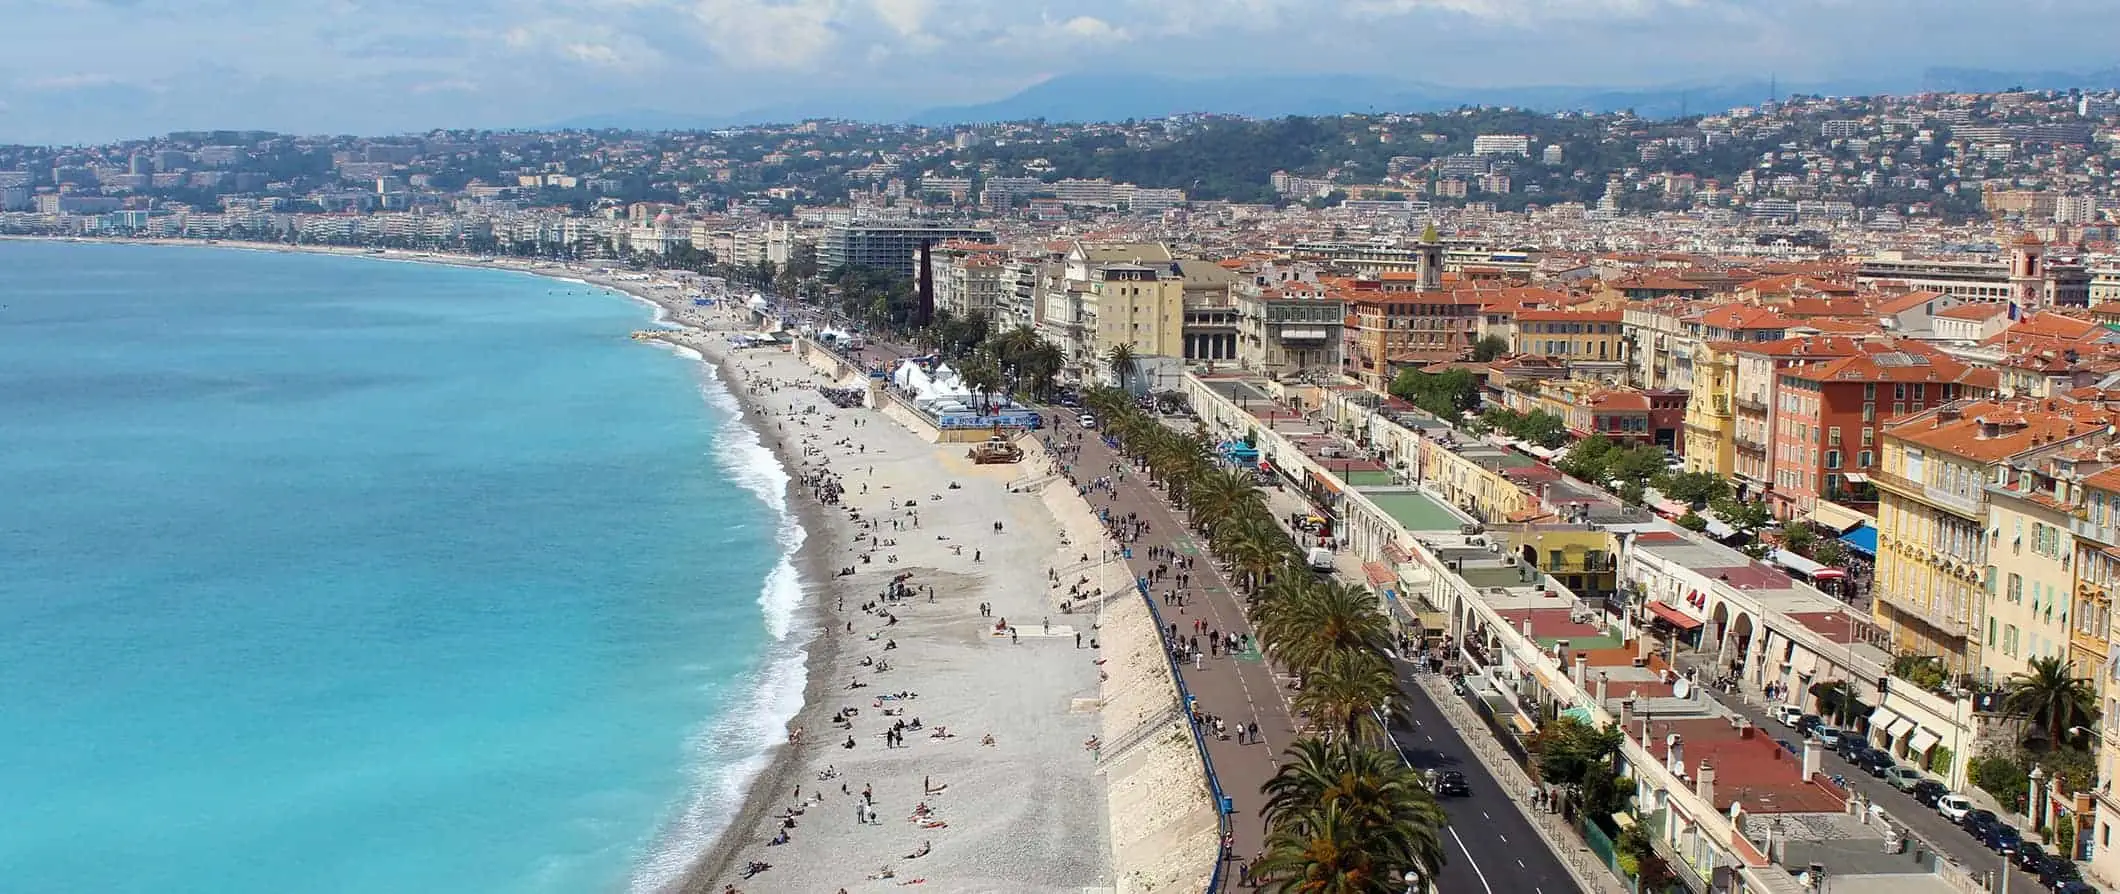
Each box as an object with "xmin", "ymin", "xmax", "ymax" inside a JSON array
[{"xmin": 1840, "ymin": 523, "xmax": 1877, "ymax": 556}]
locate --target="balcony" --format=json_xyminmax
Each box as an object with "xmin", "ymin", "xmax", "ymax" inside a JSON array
[
  {"xmin": 1735, "ymin": 393, "xmax": 1767, "ymax": 411},
  {"xmin": 1734, "ymin": 432, "xmax": 1767, "ymax": 451},
  {"xmin": 1872, "ymin": 587, "xmax": 1972, "ymax": 638}
]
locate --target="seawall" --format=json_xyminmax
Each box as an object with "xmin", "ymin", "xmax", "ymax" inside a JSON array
[{"xmin": 1038, "ymin": 480, "xmax": 1218, "ymax": 894}]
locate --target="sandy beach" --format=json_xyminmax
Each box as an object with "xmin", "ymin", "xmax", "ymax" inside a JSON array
[
  {"xmin": 10, "ymin": 237, "xmax": 1131, "ymax": 894},
  {"xmin": 644, "ymin": 302, "xmax": 1112, "ymax": 893}
]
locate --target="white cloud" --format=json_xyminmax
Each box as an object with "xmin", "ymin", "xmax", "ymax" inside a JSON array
[
  {"xmin": 502, "ymin": 19, "xmax": 662, "ymax": 69},
  {"xmin": 18, "ymin": 73, "xmax": 128, "ymax": 91},
  {"xmin": 687, "ymin": 0, "xmax": 847, "ymax": 70}
]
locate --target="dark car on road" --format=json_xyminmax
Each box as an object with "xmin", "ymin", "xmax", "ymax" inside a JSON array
[
  {"xmin": 1984, "ymin": 824, "xmax": 2022, "ymax": 855},
  {"xmin": 1908, "ymin": 780, "xmax": 1948, "ymax": 808},
  {"xmin": 2015, "ymin": 842, "xmax": 2050, "ymax": 875},
  {"xmin": 1434, "ymin": 770, "xmax": 1470, "ymax": 797},
  {"xmin": 1857, "ymin": 749, "xmax": 1897, "ymax": 777},
  {"xmin": 2042, "ymin": 860, "xmax": 2085, "ymax": 891},
  {"xmin": 1838, "ymin": 738, "xmax": 1873, "ymax": 762},
  {"xmin": 1961, "ymin": 809, "xmax": 2001, "ymax": 839}
]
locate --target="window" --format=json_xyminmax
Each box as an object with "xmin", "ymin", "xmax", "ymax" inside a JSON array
[
  {"xmin": 1826, "ymin": 450, "xmax": 1842, "ymax": 469},
  {"xmin": 1864, "ymin": 383, "xmax": 1877, "ymax": 399},
  {"xmin": 1828, "ymin": 426, "xmax": 1842, "ymax": 446},
  {"xmin": 1863, "ymin": 403, "xmax": 1876, "ymax": 422},
  {"xmin": 1859, "ymin": 450, "xmax": 1873, "ymax": 467},
  {"xmin": 1894, "ymin": 384, "xmax": 1907, "ymax": 400},
  {"xmin": 1862, "ymin": 428, "xmax": 1875, "ymax": 447},
  {"xmin": 2009, "ymin": 573, "xmax": 2023, "ymax": 603}
]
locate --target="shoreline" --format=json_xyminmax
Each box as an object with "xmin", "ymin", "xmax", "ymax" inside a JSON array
[{"xmin": 5, "ymin": 235, "xmax": 1119, "ymax": 894}]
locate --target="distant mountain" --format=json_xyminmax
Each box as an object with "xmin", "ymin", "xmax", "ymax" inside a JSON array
[
  {"xmin": 908, "ymin": 72, "xmax": 1835, "ymax": 124},
  {"xmin": 547, "ymin": 66, "xmax": 2120, "ymax": 133},
  {"xmin": 1918, "ymin": 66, "xmax": 2120, "ymax": 93},
  {"xmin": 908, "ymin": 67, "xmax": 2120, "ymax": 125}
]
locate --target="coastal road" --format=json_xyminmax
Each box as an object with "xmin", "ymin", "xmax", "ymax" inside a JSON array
[
  {"xmin": 1385, "ymin": 664, "xmax": 1582, "ymax": 894},
  {"xmin": 1058, "ymin": 415, "xmax": 1576, "ymax": 894}
]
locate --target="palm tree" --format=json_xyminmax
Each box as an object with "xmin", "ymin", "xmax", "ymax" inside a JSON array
[
  {"xmin": 1257, "ymin": 583, "xmax": 1397, "ymax": 677},
  {"xmin": 2003, "ymin": 655, "xmax": 2099, "ymax": 744},
  {"xmin": 1254, "ymin": 800, "xmax": 1391, "ymax": 894},
  {"xmin": 1212, "ymin": 516, "xmax": 1290, "ymax": 594},
  {"xmin": 1291, "ymin": 648, "xmax": 1402, "ymax": 743},
  {"xmin": 1107, "ymin": 342, "xmax": 1138, "ymax": 392},
  {"xmin": 1257, "ymin": 739, "xmax": 1446, "ymax": 892},
  {"xmin": 1188, "ymin": 468, "xmax": 1265, "ymax": 531}
]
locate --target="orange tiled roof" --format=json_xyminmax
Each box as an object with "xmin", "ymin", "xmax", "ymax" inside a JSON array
[{"xmin": 1886, "ymin": 396, "xmax": 2118, "ymax": 462}]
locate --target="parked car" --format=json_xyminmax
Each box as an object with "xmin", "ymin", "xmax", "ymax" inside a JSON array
[
  {"xmin": 2041, "ymin": 861, "xmax": 2084, "ymax": 891},
  {"xmin": 1795, "ymin": 714, "xmax": 1824, "ymax": 736},
  {"xmin": 1884, "ymin": 766, "xmax": 1926, "ymax": 792},
  {"xmin": 1985, "ymin": 824, "xmax": 2023, "ymax": 855},
  {"xmin": 1857, "ymin": 749, "xmax": 1897, "ymax": 777},
  {"xmin": 1837, "ymin": 737, "xmax": 1873, "ymax": 761},
  {"xmin": 1434, "ymin": 770, "xmax": 1470, "ymax": 798},
  {"xmin": 1961, "ymin": 809, "xmax": 2001, "ymax": 839},
  {"xmin": 2015, "ymin": 842, "xmax": 2050, "ymax": 874},
  {"xmin": 1909, "ymin": 781, "xmax": 1949, "ymax": 808},
  {"xmin": 1078, "ymin": 414, "xmax": 1097, "ymax": 429},
  {"xmin": 2051, "ymin": 881, "xmax": 2095, "ymax": 894},
  {"xmin": 1936, "ymin": 794, "xmax": 1975, "ymax": 822},
  {"xmin": 1811, "ymin": 726, "xmax": 1845, "ymax": 748},
  {"xmin": 1771, "ymin": 704, "xmax": 1806, "ymax": 726}
]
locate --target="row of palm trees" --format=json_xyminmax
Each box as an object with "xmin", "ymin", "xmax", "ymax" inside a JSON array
[{"xmin": 1083, "ymin": 387, "xmax": 1449, "ymax": 893}]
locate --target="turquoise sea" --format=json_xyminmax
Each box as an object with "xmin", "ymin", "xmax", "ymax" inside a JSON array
[{"xmin": 0, "ymin": 242, "xmax": 807, "ymax": 893}]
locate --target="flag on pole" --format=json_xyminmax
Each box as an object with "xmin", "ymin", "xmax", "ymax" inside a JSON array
[{"xmin": 2008, "ymin": 302, "xmax": 2022, "ymax": 321}]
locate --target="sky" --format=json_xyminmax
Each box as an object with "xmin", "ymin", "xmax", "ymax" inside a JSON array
[{"xmin": 0, "ymin": 0, "xmax": 2113, "ymax": 144}]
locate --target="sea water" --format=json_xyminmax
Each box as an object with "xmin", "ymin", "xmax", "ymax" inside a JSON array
[{"xmin": 0, "ymin": 242, "xmax": 806, "ymax": 893}]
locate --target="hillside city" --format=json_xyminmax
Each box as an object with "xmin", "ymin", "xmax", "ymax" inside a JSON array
[{"xmin": 16, "ymin": 86, "xmax": 2120, "ymax": 894}]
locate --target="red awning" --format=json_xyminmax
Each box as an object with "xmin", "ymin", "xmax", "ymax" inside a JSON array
[
  {"xmin": 1647, "ymin": 601, "xmax": 1704, "ymax": 630},
  {"xmin": 1813, "ymin": 569, "xmax": 1847, "ymax": 579},
  {"xmin": 1363, "ymin": 561, "xmax": 1397, "ymax": 587}
]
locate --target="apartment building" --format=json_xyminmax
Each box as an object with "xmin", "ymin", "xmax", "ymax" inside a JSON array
[
  {"xmin": 2073, "ymin": 466, "xmax": 2120, "ymax": 886},
  {"xmin": 1088, "ymin": 263, "xmax": 1186, "ymax": 383},
  {"xmin": 1856, "ymin": 239, "xmax": 2092, "ymax": 309},
  {"xmin": 1232, "ymin": 283, "xmax": 1346, "ymax": 378},
  {"xmin": 817, "ymin": 221, "xmax": 997, "ymax": 276},
  {"xmin": 1873, "ymin": 397, "xmax": 2120, "ymax": 671},
  {"xmin": 1512, "ymin": 309, "xmax": 1629, "ymax": 382},
  {"xmin": 1501, "ymin": 379, "xmax": 1686, "ymax": 451},
  {"xmin": 1769, "ymin": 352, "xmax": 1993, "ymax": 518},
  {"xmin": 932, "ymin": 241, "xmax": 1009, "ymax": 324}
]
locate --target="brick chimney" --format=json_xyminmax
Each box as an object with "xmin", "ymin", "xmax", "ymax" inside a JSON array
[
  {"xmin": 1802, "ymin": 736, "xmax": 1824, "ymax": 780},
  {"xmin": 1739, "ymin": 720, "xmax": 1755, "ymax": 739},
  {"xmin": 1696, "ymin": 759, "xmax": 1717, "ymax": 806},
  {"xmin": 1596, "ymin": 671, "xmax": 1610, "ymax": 706},
  {"xmin": 1573, "ymin": 652, "xmax": 1589, "ymax": 688},
  {"xmin": 1620, "ymin": 697, "xmax": 1636, "ymax": 731}
]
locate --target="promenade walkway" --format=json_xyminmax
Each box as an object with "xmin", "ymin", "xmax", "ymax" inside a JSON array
[{"xmin": 1060, "ymin": 416, "xmax": 1294, "ymax": 890}]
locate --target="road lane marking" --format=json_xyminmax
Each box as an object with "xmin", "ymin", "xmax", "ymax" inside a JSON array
[{"xmin": 1449, "ymin": 827, "xmax": 1497, "ymax": 894}]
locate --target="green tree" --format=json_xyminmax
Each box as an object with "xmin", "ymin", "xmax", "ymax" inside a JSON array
[
  {"xmin": 1659, "ymin": 470, "xmax": 1729, "ymax": 507},
  {"xmin": 1471, "ymin": 334, "xmax": 1511, "ymax": 362},
  {"xmin": 1257, "ymin": 739, "xmax": 1447, "ymax": 893},
  {"xmin": 1389, "ymin": 368, "xmax": 1482, "ymax": 419},
  {"xmin": 2003, "ymin": 656, "xmax": 2099, "ymax": 744},
  {"xmin": 1106, "ymin": 342, "xmax": 1138, "ymax": 392},
  {"xmin": 1677, "ymin": 512, "xmax": 1709, "ymax": 532}
]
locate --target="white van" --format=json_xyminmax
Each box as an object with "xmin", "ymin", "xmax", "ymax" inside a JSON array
[{"xmin": 1306, "ymin": 547, "xmax": 1335, "ymax": 572}]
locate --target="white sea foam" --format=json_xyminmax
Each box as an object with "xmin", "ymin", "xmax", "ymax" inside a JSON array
[{"xmin": 626, "ymin": 356, "xmax": 813, "ymax": 893}]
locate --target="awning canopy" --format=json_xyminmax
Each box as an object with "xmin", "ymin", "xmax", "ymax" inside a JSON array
[
  {"xmin": 1868, "ymin": 706, "xmax": 1899, "ymax": 729},
  {"xmin": 1771, "ymin": 549, "xmax": 1831, "ymax": 578},
  {"xmin": 1703, "ymin": 518, "xmax": 1738, "ymax": 539},
  {"xmin": 1886, "ymin": 715, "xmax": 1919, "ymax": 739},
  {"xmin": 1840, "ymin": 524, "xmax": 1877, "ymax": 556},
  {"xmin": 1511, "ymin": 713, "xmax": 1539, "ymax": 735},
  {"xmin": 1907, "ymin": 728, "xmax": 1941, "ymax": 754},
  {"xmin": 1648, "ymin": 601, "xmax": 1705, "ymax": 630},
  {"xmin": 1364, "ymin": 561, "xmax": 1398, "ymax": 587}
]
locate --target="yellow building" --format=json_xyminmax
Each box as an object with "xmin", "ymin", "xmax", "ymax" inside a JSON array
[
  {"xmin": 1512, "ymin": 309, "xmax": 1629, "ymax": 381},
  {"xmin": 1505, "ymin": 524, "xmax": 1621, "ymax": 597},
  {"xmin": 1419, "ymin": 438, "xmax": 1535, "ymax": 525},
  {"xmin": 1682, "ymin": 344, "xmax": 1736, "ymax": 477},
  {"xmin": 1874, "ymin": 398, "xmax": 2117, "ymax": 671},
  {"xmin": 2079, "ymin": 466, "xmax": 2120, "ymax": 885},
  {"xmin": 1088, "ymin": 262, "xmax": 1186, "ymax": 373},
  {"xmin": 1981, "ymin": 458, "xmax": 2084, "ymax": 689}
]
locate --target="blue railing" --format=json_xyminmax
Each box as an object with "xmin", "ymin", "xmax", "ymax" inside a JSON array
[{"xmin": 1136, "ymin": 575, "xmax": 1235, "ymax": 893}]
